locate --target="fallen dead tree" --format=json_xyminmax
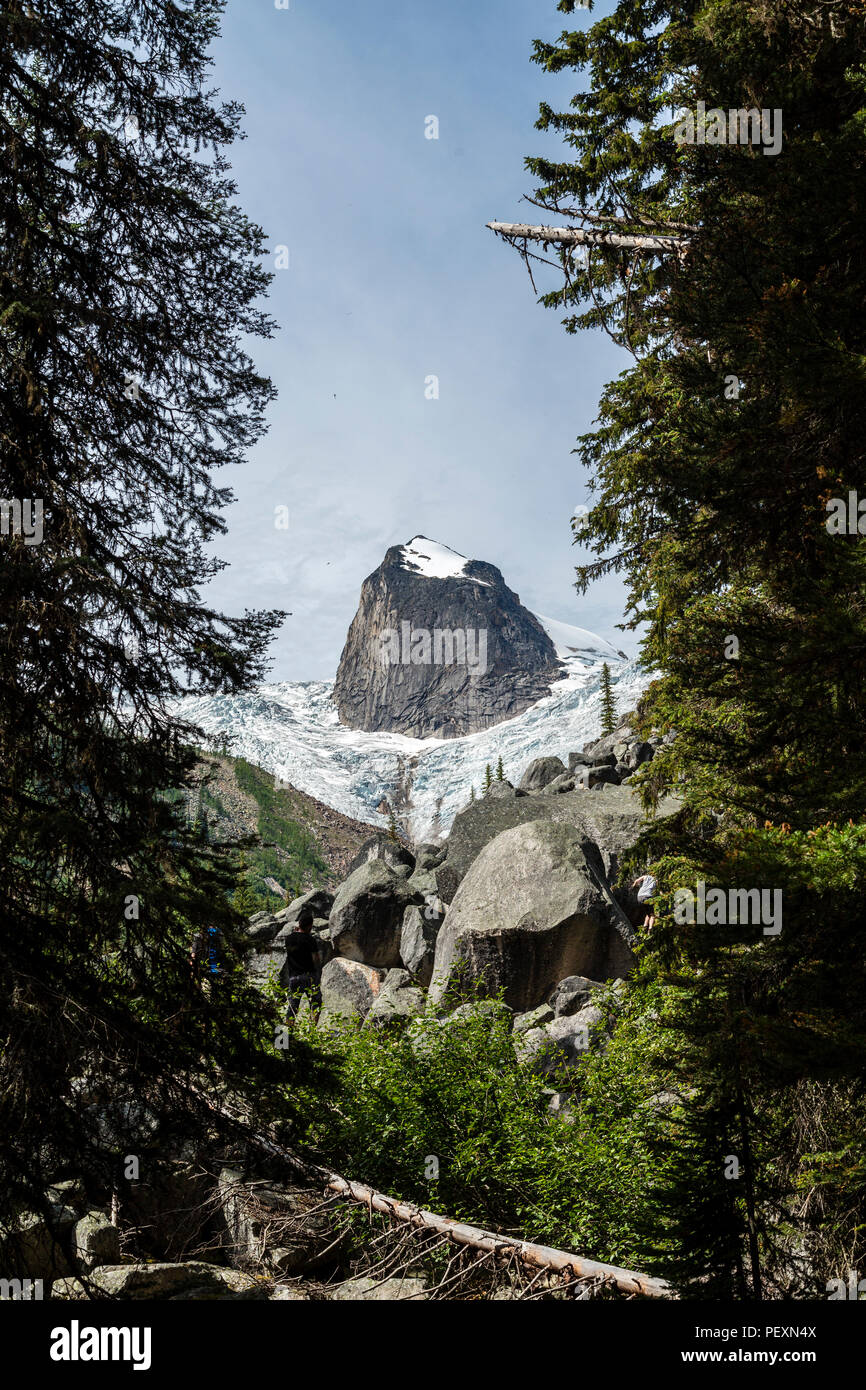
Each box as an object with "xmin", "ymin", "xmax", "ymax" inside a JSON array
[
  {"xmin": 322, "ymin": 1173, "xmax": 673, "ymax": 1299},
  {"xmin": 192, "ymin": 1089, "xmax": 674, "ymax": 1300}
]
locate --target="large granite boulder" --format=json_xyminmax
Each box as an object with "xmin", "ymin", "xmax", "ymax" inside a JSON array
[
  {"xmin": 245, "ymin": 911, "xmax": 281, "ymax": 945},
  {"xmin": 429, "ymin": 820, "xmax": 635, "ymax": 1013},
  {"xmin": 518, "ymin": 756, "xmax": 568, "ymax": 792},
  {"xmin": 548, "ymin": 974, "xmax": 602, "ymax": 1017},
  {"xmin": 0, "ymin": 1207, "xmax": 73, "ymax": 1282},
  {"xmin": 330, "ymin": 1274, "xmax": 429, "ymax": 1301},
  {"xmin": 542, "ymin": 773, "xmax": 576, "ymax": 794},
  {"xmin": 52, "ymin": 1262, "xmax": 258, "ymax": 1300},
  {"xmin": 364, "ymin": 969, "xmax": 427, "ymax": 1029},
  {"xmin": 515, "ymin": 1006, "xmax": 605, "ymax": 1076},
  {"xmin": 413, "ymin": 842, "xmax": 447, "ymax": 872},
  {"xmin": 320, "ymin": 958, "xmax": 385, "ymax": 1020},
  {"xmin": 400, "ymin": 894, "xmax": 446, "ymax": 987},
  {"xmin": 274, "ymin": 887, "xmax": 335, "ymax": 926},
  {"xmin": 328, "ymin": 860, "xmax": 418, "ymax": 968},
  {"xmin": 347, "ymin": 835, "xmax": 415, "ymax": 878},
  {"xmin": 245, "ymin": 935, "xmax": 289, "ymax": 991},
  {"xmin": 435, "ymin": 783, "xmax": 680, "ymax": 903},
  {"xmin": 72, "ymin": 1210, "xmax": 120, "ymax": 1273}
]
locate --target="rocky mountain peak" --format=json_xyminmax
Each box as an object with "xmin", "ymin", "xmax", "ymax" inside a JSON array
[{"xmin": 333, "ymin": 537, "xmax": 566, "ymax": 739}]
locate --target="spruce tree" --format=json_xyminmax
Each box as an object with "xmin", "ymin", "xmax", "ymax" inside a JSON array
[
  {"xmin": 0, "ymin": 0, "xmax": 324, "ymax": 1260},
  {"xmin": 496, "ymin": 756, "xmax": 505, "ymax": 781},
  {"xmin": 512, "ymin": 0, "xmax": 866, "ymax": 1293},
  {"xmin": 483, "ymin": 763, "xmax": 493, "ymax": 795},
  {"xmin": 599, "ymin": 662, "xmax": 617, "ymax": 737}
]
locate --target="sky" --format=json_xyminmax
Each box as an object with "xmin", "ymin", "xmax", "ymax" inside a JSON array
[{"xmin": 205, "ymin": 0, "xmax": 631, "ymax": 681}]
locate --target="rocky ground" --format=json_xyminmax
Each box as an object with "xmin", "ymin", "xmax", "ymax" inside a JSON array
[{"xmin": 245, "ymin": 715, "xmax": 679, "ymax": 1079}]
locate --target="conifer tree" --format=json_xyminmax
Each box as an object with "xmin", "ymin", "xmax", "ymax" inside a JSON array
[
  {"xmin": 513, "ymin": 0, "xmax": 866, "ymax": 1292},
  {"xmin": 0, "ymin": 0, "xmax": 325, "ymax": 1256},
  {"xmin": 483, "ymin": 764, "xmax": 493, "ymax": 794},
  {"xmin": 496, "ymin": 756, "xmax": 505, "ymax": 781},
  {"xmin": 599, "ymin": 662, "xmax": 617, "ymax": 737}
]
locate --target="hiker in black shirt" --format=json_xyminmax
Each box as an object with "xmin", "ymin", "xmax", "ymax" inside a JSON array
[{"xmin": 284, "ymin": 908, "xmax": 321, "ymax": 1021}]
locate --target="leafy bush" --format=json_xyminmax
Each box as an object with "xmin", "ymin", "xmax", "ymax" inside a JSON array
[{"xmin": 291, "ymin": 981, "xmax": 679, "ymax": 1267}]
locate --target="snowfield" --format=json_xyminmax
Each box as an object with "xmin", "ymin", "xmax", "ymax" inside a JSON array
[{"xmin": 178, "ymin": 614, "xmax": 650, "ymax": 842}]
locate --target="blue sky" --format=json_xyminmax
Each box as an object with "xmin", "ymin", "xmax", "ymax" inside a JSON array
[{"xmin": 206, "ymin": 0, "xmax": 630, "ymax": 680}]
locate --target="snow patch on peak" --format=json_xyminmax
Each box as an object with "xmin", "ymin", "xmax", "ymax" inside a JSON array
[{"xmin": 398, "ymin": 536, "xmax": 490, "ymax": 586}]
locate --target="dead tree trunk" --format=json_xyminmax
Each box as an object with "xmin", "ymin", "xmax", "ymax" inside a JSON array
[{"xmin": 486, "ymin": 221, "xmax": 686, "ymax": 255}]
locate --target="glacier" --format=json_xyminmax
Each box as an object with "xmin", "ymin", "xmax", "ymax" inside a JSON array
[{"xmin": 178, "ymin": 614, "xmax": 651, "ymax": 842}]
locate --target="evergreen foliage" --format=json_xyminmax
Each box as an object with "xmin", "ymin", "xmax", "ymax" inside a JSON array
[
  {"xmin": 599, "ymin": 661, "xmax": 617, "ymax": 736},
  {"xmin": 519, "ymin": 0, "xmax": 866, "ymax": 1293},
  {"xmin": 0, "ymin": 0, "xmax": 320, "ymax": 1254}
]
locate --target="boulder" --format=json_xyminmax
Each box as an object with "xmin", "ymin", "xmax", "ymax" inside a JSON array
[
  {"xmin": 218, "ymin": 1170, "xmax": 342, "ymax": 1275},
  {"xmin": 246, "ymin": 937, "xmax": 288, "ymax": 991},
  {"xmin": 583, "ymin": 765, "xmax": 620, "ymax": 789},
  {"xmin": 72, "ymin": 1210, "xmax": 120, "ymax": 1273},
  {"xmin": 518, "ymin": 756, "xmax": 568, "ymax": 792},
  {"xmin": 514, "ymin": 1027, "xmax": 560, "ymax": 1076},
  {"xmin": 621, "ymin": 740, "xmax": 654, "ymax": 771},
  {"xmin": 429, "ymin": 820, "xmax": 635, "ymax": 1014},
  {"xmin": 320, "ymin": 957, "xmax": 385, "ymax": 1020},
  {"xmin": 445, "ymin": 999, "xmax": 513, "ymax": 1025},
  {"xmin": 275, "ymin": 887, "xmax": 335, "ymax": 925},
  {"xmin": 245, "ymin": 914, "xmax": 281, "ymax": 945},
  {"xmin": 404, "ymin": 867, "xmax": 440, "ymax": 899},
  {"xmin": 347, "ymin": 835, "xmax": 415, "ymax": 878},
  {"xmin": 515, "ymin": 1007, "xmax": 602, "ymax": 1076},
  {"xmin": 400, "ymin": 899, "xmax": 445, "ymax": 988},
  {"xmin": 328, "ymin": 861, "xmax": 417, "ymax": 968},
  {"xmin": 435, "ymin": 784, "xmax": 679, "ymax": 904},
  {"xmin": 365, "ymin": 969, "xmax": 426, "ymax": 1029},
  {"xmin": 548, "ymin": 975, "xmax": 602, "ymax": 1017},
  {"xmin": 485, "ymin": 780, "xmax": 524, "ymax": 800},
  {"xmin": 513, "ymin": 1004, "xmax": 555, "ymax": 1034},
  {"xmin": 414, "ymin": 842, "xmax": 447, "ymax": 872},
  {"xmin": 543, "ymin": 774, "xmax": 575, "ymax": 794},
  {"xmin": 546, "ymin": 1005, "xmax": 605, "ymax": 1061},
  {"xmin": 583, "ymin": 751, "xmax": 618, "ymax": 769},
  {"xmin": 51, "ymin": 1262, "xmax": 250, "ymax": 1300},
  {"xmin": 330, "ymin": 1274, "xmax": 429, "ymax": 1301},
  {"xmin": 0, "ymin": 1208, "xmax": 72, "ymax": 1281}
]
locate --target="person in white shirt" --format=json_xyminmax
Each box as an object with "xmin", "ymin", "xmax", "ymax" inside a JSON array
[{"xmin": 630, "ymin": 872, "xmax": 657, "ymax": 931}]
